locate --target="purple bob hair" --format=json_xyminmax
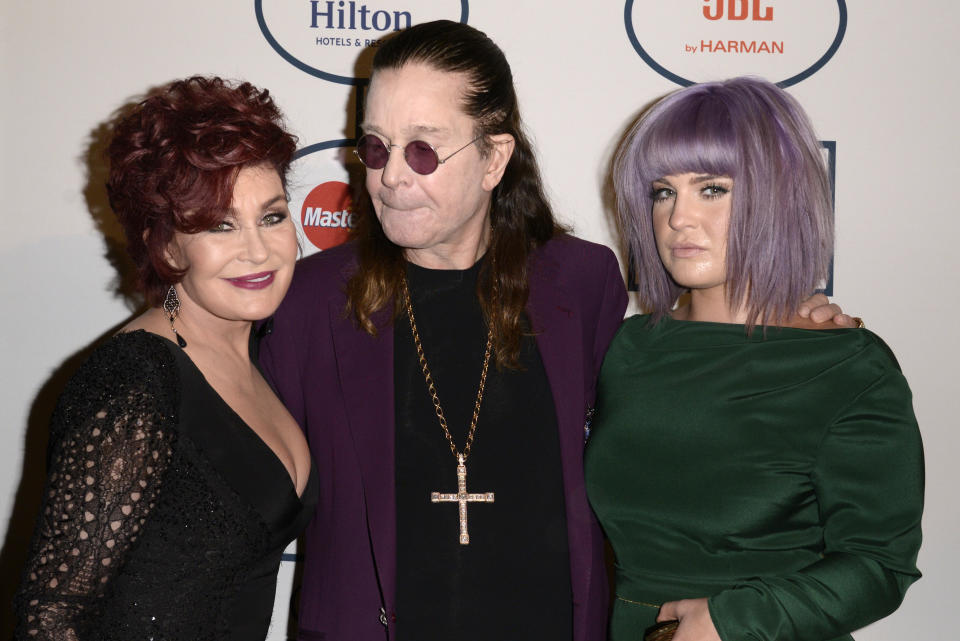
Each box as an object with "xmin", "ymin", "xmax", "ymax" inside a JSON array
[{"xmin": 613, "ymin": 76, "xmax": 834, "ymax": 329}]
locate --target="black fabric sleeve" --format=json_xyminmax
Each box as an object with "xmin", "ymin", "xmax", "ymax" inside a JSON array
[{"xmin": 15, "ymin": 333, "xmax": 178, "ymax": 640}]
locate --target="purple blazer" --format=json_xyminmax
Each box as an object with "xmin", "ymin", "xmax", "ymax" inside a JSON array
[{"xmin": 259, "ymin": 234, "xmax": 627, "ymax": 641}]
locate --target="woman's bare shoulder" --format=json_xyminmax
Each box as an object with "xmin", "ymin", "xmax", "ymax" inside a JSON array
[{"xmin": 119, "ymin": 308, "xmax": 170, "ymax": 337}]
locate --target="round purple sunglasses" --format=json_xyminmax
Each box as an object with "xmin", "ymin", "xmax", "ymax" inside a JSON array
[{"xmin": 353, "ymin": 134, "xmax": 481, "ymax": 175}]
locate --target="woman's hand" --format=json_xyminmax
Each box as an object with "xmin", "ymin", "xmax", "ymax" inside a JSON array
[{"xmin": 657, "ymin": 598, "xmax": 722, "ymax": 641}]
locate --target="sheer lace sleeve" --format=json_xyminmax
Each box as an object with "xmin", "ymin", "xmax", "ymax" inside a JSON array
[{"xmin": 15, "ymin": 332, "xmax": 178, "ymax": 640}]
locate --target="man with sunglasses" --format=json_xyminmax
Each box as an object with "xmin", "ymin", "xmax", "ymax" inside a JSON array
[
  {"xmin": 259, "ymin": 19, "xmax": 622, "ymax": 641},
  {"xmin": 258, "ymin": 19, "xmax": 849, "ymax": 641}
]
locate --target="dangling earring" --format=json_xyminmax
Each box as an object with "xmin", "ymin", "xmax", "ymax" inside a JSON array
[{"xmin": 162, "ymin": 285, "xmax": 188, "ymax": 348}]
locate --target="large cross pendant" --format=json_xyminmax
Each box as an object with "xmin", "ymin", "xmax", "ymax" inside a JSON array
[{"xmin": 431, "ymin": 454, "xmax": 495, "ymax": 545}]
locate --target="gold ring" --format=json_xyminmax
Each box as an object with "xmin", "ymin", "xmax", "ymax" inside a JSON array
[{"xmin": 852, "ymin": 316, "xmax": 865, "ymax": 329}]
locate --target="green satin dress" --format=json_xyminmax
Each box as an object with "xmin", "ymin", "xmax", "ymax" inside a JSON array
[{"xmin": 585, "ymin": 315, "xmax": 923, "ymax": 641}]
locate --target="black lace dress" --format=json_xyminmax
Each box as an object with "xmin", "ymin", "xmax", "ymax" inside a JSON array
[{"xmin": 15, "ymin": 330, "xmax": 318, "ymax": 641}]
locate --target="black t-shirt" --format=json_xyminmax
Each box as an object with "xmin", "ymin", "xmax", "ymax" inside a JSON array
[{"xmin": 394, "ymin": 259, "xmax": 573, "ymax": 641}]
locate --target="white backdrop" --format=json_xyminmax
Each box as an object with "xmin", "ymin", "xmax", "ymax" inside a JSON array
[{"xmin": 2, "ymin": 2, "xmax": 957, "ymax": 639}]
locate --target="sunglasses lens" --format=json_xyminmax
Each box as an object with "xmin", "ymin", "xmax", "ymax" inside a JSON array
[
  {"xmin": 404, "ymin": 140, "xmax": 440, "ymax": 175},
  {"xmin": 356, "ymin": 135, "xmax": 388, "ymax": 169}
]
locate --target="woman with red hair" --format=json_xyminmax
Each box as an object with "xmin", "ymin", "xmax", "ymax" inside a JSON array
[{"xmin": 15, "ymin": 76, "xmax": 316, "ymax": 640}]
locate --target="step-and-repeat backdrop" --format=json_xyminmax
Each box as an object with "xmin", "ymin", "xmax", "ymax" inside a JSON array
[{"xmin": 2, "ymin": 2, "xmax": 956, "ymax": 638}]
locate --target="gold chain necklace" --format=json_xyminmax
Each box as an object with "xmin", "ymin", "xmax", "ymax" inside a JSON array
[{"xmin": 400, "ymin": 275, "xmax": 495, "ymax": 545}]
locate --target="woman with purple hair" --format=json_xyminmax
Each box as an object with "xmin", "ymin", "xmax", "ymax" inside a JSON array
[{"xmin": 585, "ymin": 77, "xmax": 923, "ymax": 641}]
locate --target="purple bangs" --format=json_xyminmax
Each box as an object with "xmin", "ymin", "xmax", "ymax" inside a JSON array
[{"xmin": 633, "ymin": 87, "xmax": 741, "ymax": 189}]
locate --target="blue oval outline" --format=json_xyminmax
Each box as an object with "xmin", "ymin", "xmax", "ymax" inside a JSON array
[
  {"xmin": 294, "ymin": 138, "xmax": 355, "ymax": 160},
  {"xmin": 623, "ymin": 0, "xmax": 847, "ymax": 88},
  {"xmin": 257, "ymin": 0, "xmax": 470, "ymax": 85}
]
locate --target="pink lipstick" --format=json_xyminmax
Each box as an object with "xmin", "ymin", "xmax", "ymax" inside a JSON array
[
  {"xmin": 225, "ymin": 271, "xmax": 275, "ymax": 290},
  {"xmin": 671, "ymin": 246, "xmax": 705, "ymax": 258}
]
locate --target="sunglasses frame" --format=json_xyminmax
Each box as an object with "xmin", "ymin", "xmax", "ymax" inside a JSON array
[{"xmin": 353, "ymin": 134, "xmax": 482, "ymax": 175}]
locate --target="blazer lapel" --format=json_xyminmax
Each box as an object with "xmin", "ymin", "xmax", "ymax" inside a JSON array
[
  {"xmin": 529, "ymin": 253, "xmax": 583, "ymax": 432},
  {"xmin": 329, "ymin": 300, "xmax": 397, "ymax": 609},
  {"xmin": 527, "ymin": 247, "xmax": 594, "ymax": 639}
]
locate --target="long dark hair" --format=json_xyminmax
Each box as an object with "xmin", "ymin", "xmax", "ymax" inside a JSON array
[{"xmin": 346, "ymin": 20, "xmax": 563, "ymax": 369}]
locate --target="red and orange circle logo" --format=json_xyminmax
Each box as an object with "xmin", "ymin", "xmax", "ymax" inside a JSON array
[{"xmin": 300, "ymin": 181, "xmax": 355, "ymax": 250}]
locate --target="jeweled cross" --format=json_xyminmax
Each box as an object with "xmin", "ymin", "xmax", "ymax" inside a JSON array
[{"xmin": 431, "ymin": 454, "xmax": 495, "ymax": 545}]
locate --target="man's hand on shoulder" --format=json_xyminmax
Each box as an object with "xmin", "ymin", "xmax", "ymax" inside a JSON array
[{"xmin": 798, "ymin": 293, "xmax": 861, "ymax": 327}]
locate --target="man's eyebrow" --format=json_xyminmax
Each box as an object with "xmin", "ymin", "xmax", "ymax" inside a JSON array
[
  {"xmin": 407, "ymin": 124, "xmax": 448, "ymax": 135},
  {"xmin": 358, "ymin": 122, "xmax": 381, "ymax": 136},
  {"xmin": 358, "ymin": 123, "xmax": 451, "ymax": 138}
]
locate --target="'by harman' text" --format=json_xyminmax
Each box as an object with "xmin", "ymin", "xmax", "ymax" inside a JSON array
[{"xmin": 685, "ymin": 40, "xmax": 783, "ymax": 54}]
